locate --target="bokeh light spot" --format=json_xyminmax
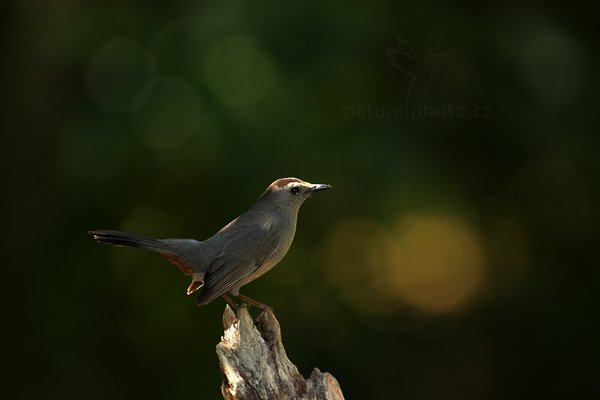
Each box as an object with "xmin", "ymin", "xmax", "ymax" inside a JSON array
[
  {"xmin": 515, "ymin": 27, "xmax": 586, "ymax": 106},
  {"xmin": 388, "ymin": 213, "xmax": 485, "ymax": 314},
  {"xmin": 321, "ymin": 213, "xmax": 485, "ymax": 315},
  {"xmin": 131, "ymin": 76, "xmax": 202, "ymax": 150},
  {"xmin": 202, "ymin": 34, "xmax": 277, "ymax": 107},
  {"xmin": 321, "ymin": 217, "xmax": 398, "ymax": 314},
  {"xmin": 85, "ymin": 38, "xmax": 156, "ymax": 112}
]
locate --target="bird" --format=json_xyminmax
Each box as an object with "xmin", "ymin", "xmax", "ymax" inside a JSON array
[{"xmin": 89, "ymin": 177, "xmax": 332, "ymax": 310}]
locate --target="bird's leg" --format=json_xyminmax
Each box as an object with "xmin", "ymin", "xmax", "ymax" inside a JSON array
[
  {"xmin": 221, "ymin": 293, "xmax": 239, "ymax": 311},
  {"xmin": 235, "ymin": 293, "xmax": 273, "ymax": 312}
]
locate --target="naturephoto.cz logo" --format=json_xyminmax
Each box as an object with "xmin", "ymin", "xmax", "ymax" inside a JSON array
[
  {"xmin": 345, "ymin": 36, "xmax": 492, "ymax": 122},
  {"xmin": 345, "ymin": 103, "xmax": 492, "ymax": 120}
]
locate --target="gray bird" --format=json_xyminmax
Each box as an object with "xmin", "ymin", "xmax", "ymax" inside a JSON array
[{"xmin": 89, "ymin": 177, "xmax": 332, "ymax": 309}]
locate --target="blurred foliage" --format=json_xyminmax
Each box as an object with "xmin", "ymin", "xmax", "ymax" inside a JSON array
[{"xmin": 2, "ymin": 1, "xmax": 599, "ymax": 399}]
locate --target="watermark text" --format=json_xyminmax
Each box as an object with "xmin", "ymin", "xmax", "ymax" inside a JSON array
[{"xmin": 344, "ymin": 103, "xmax": 492, "ymax": 122}]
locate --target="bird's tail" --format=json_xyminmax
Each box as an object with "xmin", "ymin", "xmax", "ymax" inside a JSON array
[{"xmin": 89, "ymin": 230, "xmax": 175, "ymax": 254}]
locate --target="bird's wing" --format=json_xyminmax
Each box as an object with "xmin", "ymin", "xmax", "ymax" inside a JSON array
[{"xmin": 197, "ymin": 221, "xmax": 279, "ymax": 305}]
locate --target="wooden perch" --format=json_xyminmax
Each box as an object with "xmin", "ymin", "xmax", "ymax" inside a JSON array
[{"xmin": 216, "ymin": 305, "xmax": 345, "ymax": 400}]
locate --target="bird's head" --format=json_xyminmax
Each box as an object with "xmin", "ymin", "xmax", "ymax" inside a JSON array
[{"xmin": 258, "ymin": 177, "xmax": 332, "ymax": 211}]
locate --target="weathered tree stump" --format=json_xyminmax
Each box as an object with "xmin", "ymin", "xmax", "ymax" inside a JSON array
[{"xmin": 216, "ymin": 305, "xmax": 345, "ymax": 400}]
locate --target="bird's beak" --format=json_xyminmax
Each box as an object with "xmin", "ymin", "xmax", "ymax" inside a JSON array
[{"xmin": 309, "ymin": 183, "xmax": 332, "ymax": 192}]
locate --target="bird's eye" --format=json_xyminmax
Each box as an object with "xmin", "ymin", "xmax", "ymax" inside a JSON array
[{"xmin": 290, "ymin": 186, "xmax": 300, "ymax": 195}]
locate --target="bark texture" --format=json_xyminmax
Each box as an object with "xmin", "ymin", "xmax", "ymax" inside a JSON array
[{"xmin": 216, "ymin": 305, "xmax": 345, "ymax": 400}]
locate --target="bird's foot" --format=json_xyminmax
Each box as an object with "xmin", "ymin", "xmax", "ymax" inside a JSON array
[
  {"xmin": 235, "ymin": 293, "xmax": 272, "ymax": 312},
  {"xmin": 233, "ymin": 293, "xmax": 273, "ymax": 322}
]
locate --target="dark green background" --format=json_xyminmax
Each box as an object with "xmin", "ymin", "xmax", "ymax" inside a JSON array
[{"xmin": 3, "ymin": 1, "xmax": 598, "ymax": 399}]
